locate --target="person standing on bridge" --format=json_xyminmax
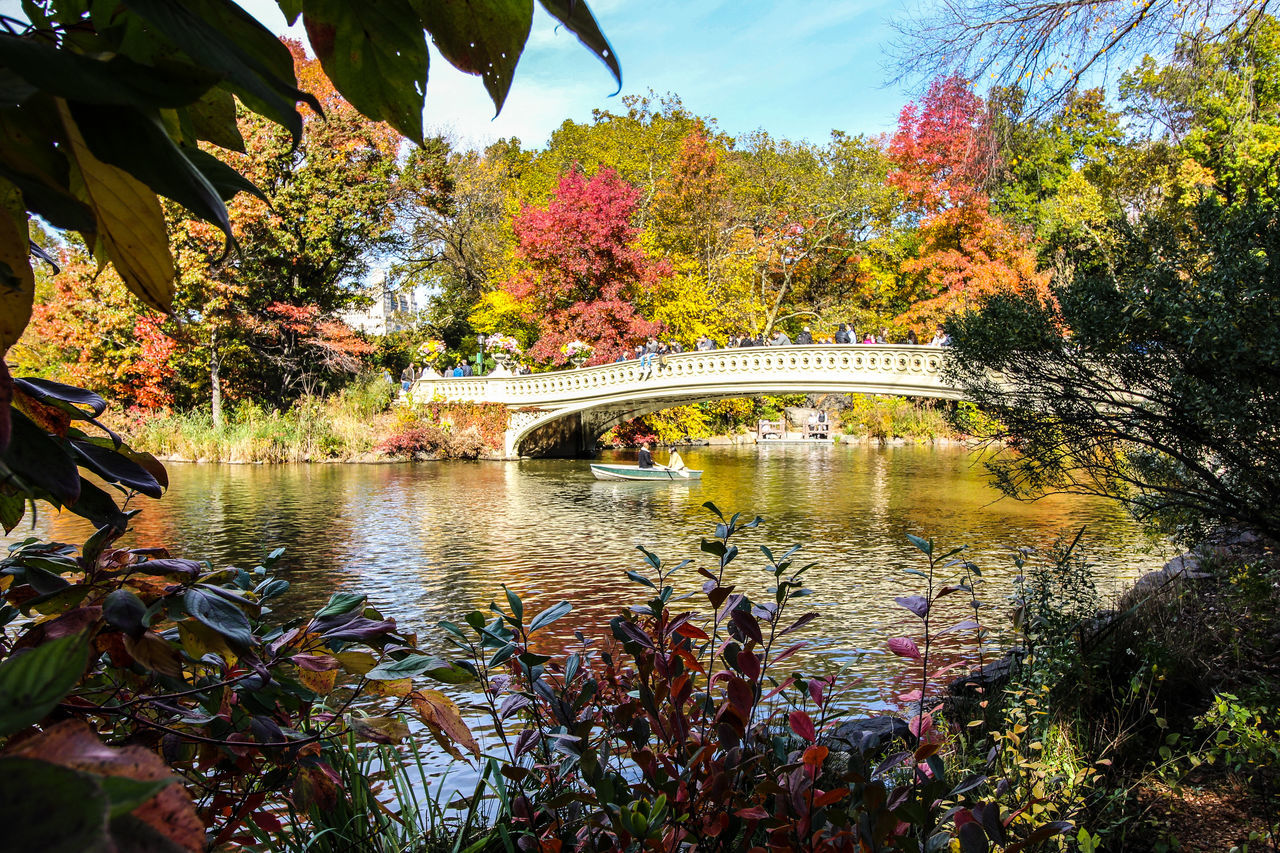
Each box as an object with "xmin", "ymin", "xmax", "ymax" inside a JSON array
[
  {"xmin": 770, "ymin": 330, "xmax": 792, "ymax": 347},
  {"xmin": 637, "ymin": 442, "xmax": 654, "ymax": 469},
  {"xmin": 835, "ymin": 324, "xmax": 850, "ymax": 344},
  {"xmin": 401, "ymin": 362, "xmax": 418, "ymax": 391},
  {"xmin": 797, "ymin": 327, "xmax": 813, "ymax": 345},
  {"xmin": 640, "ymin": 337, "xmax": 661, "ymax": 379}
]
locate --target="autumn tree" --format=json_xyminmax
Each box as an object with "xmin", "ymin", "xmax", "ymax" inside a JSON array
[
  {"xmin": 11, "ymin": 246, "xmax": 176, "ymax": 410},
  {"xmin": 895, "ymin": 0, "xmax": 1270, "ymax": 116},
  {"xmin": 889, "ymin": 76, "xmax": 1049, "ymax": 329},
  {"xmin": 504, "ymin": 168, "xmax": 667, "ymax": 364},
  {"xmin": 395, "ymin": 138, "xmax": 518, "ymax": 349},
  {"xmin": 173, "ymin": 40, "xmax": 402, "ymax": 420},
  {"xmin": 645, "ymin": 128, "xmax": 760, "ymax": 343},
  {"xmin": 725, "ymin": 130, "xmax": 899, "ymax": 336},
  {"xmin": 519, "ymin": 93, "xmax": 707, "ymax": 220}
]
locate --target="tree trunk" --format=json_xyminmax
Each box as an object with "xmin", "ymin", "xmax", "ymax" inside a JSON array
[{"xmin": 210, "ymin": 331, "xmax": 223, "ymax": 430}]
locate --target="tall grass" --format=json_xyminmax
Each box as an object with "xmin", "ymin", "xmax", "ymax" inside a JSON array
[
  {"xmin": 129, "ymin": 374, "xmax": 396, "ymax": 462},
  {"xmin": 250, "ymin": 734, "xmax": 481, "ymax": 853}
]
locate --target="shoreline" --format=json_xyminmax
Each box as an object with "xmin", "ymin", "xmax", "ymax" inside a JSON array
[{"xmin": 150, "ymin": 433, "xmax": 975, "ymax": 464}]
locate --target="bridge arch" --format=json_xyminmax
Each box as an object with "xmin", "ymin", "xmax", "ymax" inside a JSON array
[{"xmin": 411, "ymin": 345, "xmax": 964, "ymax": 458}]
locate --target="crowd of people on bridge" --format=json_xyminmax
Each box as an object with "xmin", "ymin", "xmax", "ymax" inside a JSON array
[
  {"xmin": 401, "ymin": 323, "xmax": 951, "ymax": 389},
  {"xmin": 616, "ymin": 324, "xmax": 950, "ymax": 357}
]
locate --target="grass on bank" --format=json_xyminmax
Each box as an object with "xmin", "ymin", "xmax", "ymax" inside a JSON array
[
  {"xmin": 127, "ymin": 375, "xmax": 397, "ymax": 462},
  {"xmin": 980, "ymin": 534, "xmax": 1280, "ymax": 852},
  {"xmin": 837, "ymin": 394, "xmax": 960, "ymax": 442}
]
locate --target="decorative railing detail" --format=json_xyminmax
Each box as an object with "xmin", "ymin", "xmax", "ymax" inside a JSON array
[{"xmin": 412, "ymin": 345, "xmax": 953, "ymax": 407}]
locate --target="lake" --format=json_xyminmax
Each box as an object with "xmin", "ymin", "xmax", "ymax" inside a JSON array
[{"xmin": 11, "ymin": 443, "xmax": 1171, "ymax": 712}]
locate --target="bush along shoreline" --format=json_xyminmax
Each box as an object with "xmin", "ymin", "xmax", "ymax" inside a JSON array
[
  {"xmin": 124, "ymin": 380, "xmax": 964, "ymax": 464},
  {"xmin": 4, "ymin": 478, "xmax": 1274, "ymax": 850}
]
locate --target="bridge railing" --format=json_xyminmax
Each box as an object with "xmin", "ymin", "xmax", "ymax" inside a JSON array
[{"xmin": 410, "ymin": 345, "xmax": 952, "ymax": 407}]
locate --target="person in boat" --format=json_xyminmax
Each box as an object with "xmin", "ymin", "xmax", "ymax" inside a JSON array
[{"xmin": 637, "ymin": 442, "xmax": 654, "ymax": 469}]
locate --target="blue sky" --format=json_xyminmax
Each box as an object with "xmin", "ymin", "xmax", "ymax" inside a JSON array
[
  {"xmin": 0, "ymin": 0, "xmax": 922, "ymax": 147},
  {"xmin": 241, "ymin": 0, "xmax": 921, "ymax": 150}
]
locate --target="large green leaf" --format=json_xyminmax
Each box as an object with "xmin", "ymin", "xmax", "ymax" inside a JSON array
[
  {"xmin": 0, "ymin": 34, "xmax": 216, "ymax": 110},
  {"xmin": 0, "ymin": 632, "xmax": 90, "ymax": 736},
  {"xmin": 2, "ymin": 410, "xmax": 80, "ymax": 505},
  {"xmin": 0, "ymin": 104, "xmax": 95, "ymax": 233},
  {"xmin": 68, "ymin": 102, "xmax": 231, "ymax": 239},
  {"xmin": 0, "ymin": 493, "xmax": 24, "ymax": 533},
  {"xmin": 415, "ymin": 0, "xmax": 533, "ymax": 114},
  {"xmin": 102, "ymin": 590, "xmax": 148, "ymax": 638},
  {"xmin": 315, "ymin": 591, "xmax": 366, "ymax": 619},
  {"xmin": 302, "ymin": 0, "xmax": 430, "ymax": 144},
  {"xmin": 59, "ymin": 100, "xmax": 175, "ymax": 313},
  {"xmin": 183, "ymin": 587, "xmax": 254, "ymax": 651},
  {"xmin": 184, "ymin": 85, "xmax": 246, "ymax": 152},
  {"xmin": 0, "ymin": 758, "xmax": 110, "ymax": 853},
  {"xmin": 66, "ymin": 478, "xmax": 130, "ymax": 533},
  {"xmin": 180, "ymin": 145, "xmax": 268, "ymax": 204},
  {"xmin": 537, "ymin": 0, "xmax": 621, "ymax": 91},
  {"xmin": 276, "ymin": 0, "xmax": 304, "ymax": 25},
  {"xmin": 367, "ymin": 653, "xmax": 472, "ymax": 683},
  {"xmin": 69, "ymin": 439, "xmax": 164, "ymax": 498},
  {"xmin": 120, "ymin": 0, "xmax": 319, "ymax": 144},
  {"xmin": 14, "ymin": 377, "xmax": 107, "ymax": 418}
]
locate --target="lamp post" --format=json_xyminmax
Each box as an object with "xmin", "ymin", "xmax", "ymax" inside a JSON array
[{"xmin": 475, "ymin": 333, "xmax": 487, "ymax": 376}]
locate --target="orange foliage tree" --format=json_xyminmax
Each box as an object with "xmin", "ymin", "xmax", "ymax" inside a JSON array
[
  {"xmin": 14, "ymin": 249, "xmax": 176, "ymax": 410},
  {"xmin": 889, "ymin": 76, "xmax": 1049, "ymax": 329}
]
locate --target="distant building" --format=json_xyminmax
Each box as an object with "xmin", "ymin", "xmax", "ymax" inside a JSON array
[{"xmin": 340, "ymin": 272, "xmax": 419, "ymax": 335}]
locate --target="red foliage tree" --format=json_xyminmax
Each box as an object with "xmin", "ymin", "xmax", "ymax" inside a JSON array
[
  {"xmin": 888, "ymin": 76, "xmax": 1048, "ymax": 328},
  {"xmin": 504, "ymin": 168, "xmax": 668, "ymax": 364},
  {"xmin": 888, "ymin": 74, "xmax": 992, "ymax": 215},
  {"xmin": 247, "ymin": 303, "xmax": 375, "ymax": 397},
  {"xmin": 16, "ymin": 248, "xmax": 176, "ymax": 410}
]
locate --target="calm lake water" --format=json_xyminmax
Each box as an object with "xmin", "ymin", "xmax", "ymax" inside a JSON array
[{"xmin": 13, "ymin": 443, "xmax": 1170, "ymax": 705}]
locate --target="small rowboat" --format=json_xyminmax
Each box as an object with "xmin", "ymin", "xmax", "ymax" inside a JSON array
[{"xmin": 590, "ymin": 451, "xmax": 702, "ymax": 481}]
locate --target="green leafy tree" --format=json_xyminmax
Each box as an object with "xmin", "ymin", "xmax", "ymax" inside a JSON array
[
  {"xmin": 395, "ymin": 137, "xmax": 519, "ymax": 350},
  {"xmin": 171, "ymin": 40, "xmax": 401, "ymax": 419},
  {"xmin": 946, "ymin": 177, "xmax": 1280, "ymax": 542}
]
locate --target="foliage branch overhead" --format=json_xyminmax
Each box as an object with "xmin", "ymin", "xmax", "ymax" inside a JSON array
[
  {"xmin": 893, "ymin": 0, "xmax": 1272, "ymax": 116},
  {"xmin": 0, "ymin": 0, "xmax": 621, "ymax": 358}
]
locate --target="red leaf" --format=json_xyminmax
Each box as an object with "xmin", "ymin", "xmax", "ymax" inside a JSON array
[
  {"xmin": 735, "ymin": 806, "xmax": 770, "ymax": 821},
  {"xmin": 909, "ymin": 713, "xmax": 934, "ymax": 737},
  {"xmin": 789, "ymin": 710, "xmax": 816, "ymax": 743},
  {"xmin": 887, "ymin": 636, "xmax": 922, "ymax": 660},
  {"xmin": 673, "ymin": 621, "xmax": 709, "ymax": 641},
  {"xmin": 812, "ymin": 788, "xmax": 848, "ymax": 808}
]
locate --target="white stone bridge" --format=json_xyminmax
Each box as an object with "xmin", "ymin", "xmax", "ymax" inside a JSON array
[{"xmin": 411, "ymin": 345, "xmax": 962, "ymax": 458}]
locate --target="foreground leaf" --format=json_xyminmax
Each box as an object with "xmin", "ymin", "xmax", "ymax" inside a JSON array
[
  {"xmin": 58, "ymin": 100, "xmax": 175, "ymax": 313},
  {"xmin": 0, "ymin": 631, "xmax": 89, "ymax": 736},
  {"xmin": 412, "ymin": 689, "xmax": 481, "ymax": 758}
]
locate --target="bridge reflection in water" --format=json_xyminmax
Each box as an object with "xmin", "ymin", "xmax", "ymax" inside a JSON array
[{"xmin": 411, "ymin": 345, "xmax": 961, "ymax": 457}]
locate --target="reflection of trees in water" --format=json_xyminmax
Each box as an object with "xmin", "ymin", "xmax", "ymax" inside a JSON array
[{"xmin": 4, "ymin": 446, "xmax": 1167, "ymax": 687}]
